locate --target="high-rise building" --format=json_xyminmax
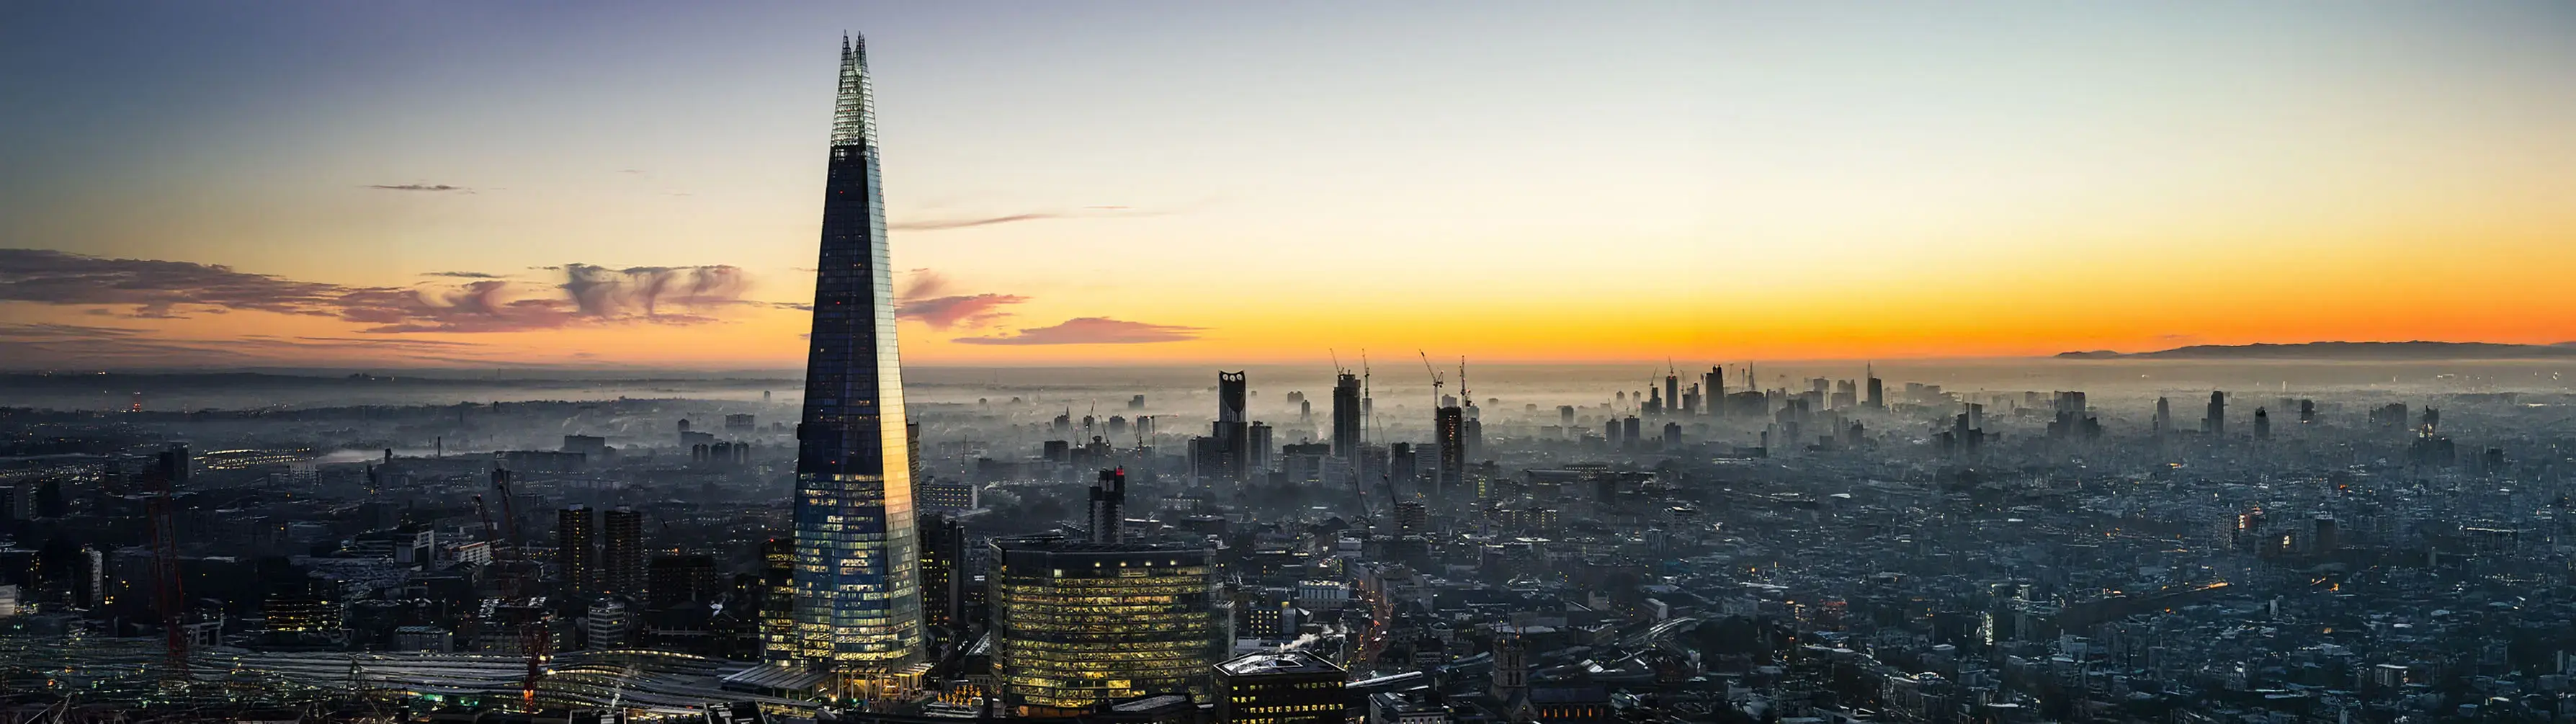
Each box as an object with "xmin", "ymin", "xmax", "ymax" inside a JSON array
[
  {"xmin": 1248, "ymin": 422, "xmax": 1275, "ymax": 474},
  {"xmin": 558, "ymin": 506, "xmax": 595, "ymax": 598},
  {"xmin": 1087, "ymin": 468, "xmax": 1127, "ymax": 544},
  {"xmin": 1389, "ymin": 442, "xmax": 1418, "ymax": 489},
  {"xmin": 1200, "ymin": 371, "xmax": 1251, "ymax": 483},
  {"xmin": 2204, "ymin": 392, "xmax": 2227, "ymax": 437},
  {"xmin": 1215, "ymin": 651, "xmax": 1349, "ymax": 724},
  {"xmin": 918, "ymin": 511, "xmax": 965, "ymax": 633},
  {"xmin": 2153, "ymin": 397, "xmax": 2173, "ymax": 437},
  {"xmin": 1864, "ymin": 365, "xmax": 1884, "ymax": 409},
  {"xmin": 1434, "ymin": 406, "xmax": 1466, "ymax": 498},
  {"xmin": 785, "ymin": 34, "xmax": 925, "ymax": 672},
  {"xmin": 1663, "ymin": 372, "xmax": 1680, "ymax": 418},
  {"xmin": 601, "ymin": 507, "xmax": 645, "ymax": 600},
  {"xmin": 990, "ymin": 472, "xmax": 1221, "ymax": 715},
  {"xmin": 1331, "ymin": 372, "xmax": 1362, "ymax": 460},
  {"xmin": 2254, "ymin": 407, "xmax": 2271, "ymax": 441},
  {"xmin": 759, "ymin": 537, "xmax": 797, "ymax": 667}
]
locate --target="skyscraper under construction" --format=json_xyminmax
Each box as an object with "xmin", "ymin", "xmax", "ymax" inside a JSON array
[{"xmin": 782, "ymin": 34, "xmax": 925, "ymax": 676}]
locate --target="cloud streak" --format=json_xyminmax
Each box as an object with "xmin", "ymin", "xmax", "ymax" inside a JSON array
[
  {"xmin": 888, "ymin": 213, "xmax": 1061, "ymax": 231},
  {"xmin": 366, "ymin": 184, "xmax": 470, "ymax": 192},
  {"xmin": 887, "ymin": 205, "xmax": 1163, "ymax": 232},
  {"xmin": 954, "ymin": 317, "xmax": 1204, "ymax": 345},
  {"xmin": 900, "ymin": 293, "xmax": 1031, "ymax": 330},
  {"xmin": 0, "ymin": 249, "xmax": 755, "ymax": 334}
]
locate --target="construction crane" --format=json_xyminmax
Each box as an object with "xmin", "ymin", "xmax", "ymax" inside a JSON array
[
  {"xmin": 1458, "ymin": 357, "xmax": 1472, "ymax": 409},
  {"xmin": 1418, "ymin": 351, "xmax": 1444, "ymax": 409}
]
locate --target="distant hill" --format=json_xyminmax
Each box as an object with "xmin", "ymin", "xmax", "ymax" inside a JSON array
[{"xmin": 2057, "ymin": 341, "xmax": 2576, "ymax": 360}]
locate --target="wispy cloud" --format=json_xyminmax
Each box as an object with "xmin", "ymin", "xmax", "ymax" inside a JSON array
[
  {"xmin": 900, "ymin": 293, "xmax": 1030, "ymax": 330},
  {"xmin": 888, "ymin": 205, "xmax": 1160, "ymax": 232},
  {"xmin": 423, "ymin": 271, "xmax": 506, "ymax": 279},
  {"xmin": 885, "ymin": 269, "xmax": 1025, "ymax": 329},
  {"xmin": 0, "ymin": 249, "xmax": 758, "ymax": 334},
  {"xmin": 954, "ymin": 317, "xmax": 1204, "ymax": 345},
  {"xmin": 365, "ymin": 184, "xmax": 471, "ymax": 192},
  {"xmin": 888, "ymin": 213, "xmax": 1061, "ymax": 231}
]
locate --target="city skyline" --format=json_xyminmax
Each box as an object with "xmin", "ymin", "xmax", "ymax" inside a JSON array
[{"xmin": 4, "ymin": 1, "xmax": 2575, "ymax": 368}]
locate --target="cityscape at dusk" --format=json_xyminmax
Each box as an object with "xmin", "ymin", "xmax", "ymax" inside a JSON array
[{"xmin": 6, "ymin": 4, "xmax": 2576, "ymax": 724}]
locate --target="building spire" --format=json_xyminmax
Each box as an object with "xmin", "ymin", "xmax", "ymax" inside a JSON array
[{"xmin": 832, "ymin": 32, "xmax": 877, "ymax": 151}]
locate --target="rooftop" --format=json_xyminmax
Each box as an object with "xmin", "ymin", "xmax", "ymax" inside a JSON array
[{"xmin": 1217, "ymin": 651, "xmax": 1345, "ymax": 676}]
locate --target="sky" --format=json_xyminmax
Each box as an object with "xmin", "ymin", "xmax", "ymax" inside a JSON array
[{"xmin": 3, "ymin": 1, "xmax": 2572, "ymax": 369}]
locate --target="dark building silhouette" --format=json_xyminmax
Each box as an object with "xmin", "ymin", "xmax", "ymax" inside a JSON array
[
  {"xmin": 646, "ymin": 553, "xmax": 718, "ymax": 607},
  {"xmin": 1247, "ymin": 421, "xmax": 1274, "ymax": 475},
  {"xmin": 558, "ymin": 506, "xmax": 595, "ymax": 598},
  {"xmin": 1435, "ymin": 406, "xmax": 1466, "ymax": 498},
  {"xmin": 918, "ymin": 511, "xmax": 965, "ymax": 633},
  {"xmin": 601, "ymin": 507, "xmax": 644, "ymax": 600},
  {"xmin": 1865, "ymin": 365, "xmax": 1884, "ymax": 409},
  {"xmin": 2203, "ymin": 391, "xmax": 2227, "ymax": 437},
  {"xmin": 1331, "ymin": 372, "xmax": 1362, "ymax": 460}
]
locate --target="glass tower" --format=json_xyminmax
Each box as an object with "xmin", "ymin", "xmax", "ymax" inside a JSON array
[{"xmin": 787, "ymin": 33, "xmax": 924, "ymax": 671}]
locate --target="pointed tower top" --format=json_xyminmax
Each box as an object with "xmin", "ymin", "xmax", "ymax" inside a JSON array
[{"xmin": 831, "ymin": 32, "xmax": 878, "ymax": 150}]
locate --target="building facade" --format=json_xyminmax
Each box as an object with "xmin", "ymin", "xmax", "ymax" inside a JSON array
[{"xmin": 988, "ymin": 535, "xmax": 1221, "ymax": 715}]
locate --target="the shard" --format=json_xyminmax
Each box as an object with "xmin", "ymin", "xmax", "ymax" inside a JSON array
[{"xmin": 781, "ymin": 33, "xmax": 923, "ymax": 673}]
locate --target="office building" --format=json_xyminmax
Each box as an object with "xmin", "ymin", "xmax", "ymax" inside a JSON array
[
  {"xmin": 989, "ymin": 470, "xmax": 1222, "ymax": 715},
  {"xmin": 785, "ymin": 34, "xmax": 926, "ymax": 672},
  {"xmin": 647, "ymin": 554, "xmax": 720, "ymax": 607},
  {"xmin": 1215, "ymin": 651, "xmax": 1349, "ymax": 724},
  {"xmin": 917, "ymin": 479, "xmax": 979, "ymax": 511},
  {"xmin": 760, "ymin": 537, "xmax": 796, "ymax": 667},
  {"xmin": 2204, "ymin": 391, "xmax": 2227, "ymax": 437},
  {"xmin": 918, "ymin": 511, "xmax": 965, "ymax": 633}
]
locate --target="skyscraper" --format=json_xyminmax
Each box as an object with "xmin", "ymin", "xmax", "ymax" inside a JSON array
[
  {"xmin": 601, "ymin": 507, "xmax": 644, "ymax": 600},
  {"xmin": 917, "ymin": 511, "xmax": 965, "ymax": 633},
  {"xmin": 558, "ymin": 506, "xmax": 595, "ymax": 599},
  {"xmin": 1705, "ymin": 367, "xmax": 1727, "ymax": 418},
  {"xmin": 786, "ymin": 34, "xmax": 924, "ymax": 672},
  {"xmin": 2204, "ymin": 391, "xmax": 2227, "ymax": 437},
  {"xmin": 1864, "ymin": 365, "xmax": 1884, "ymax": 410},
  {"xmin": 1331, "ymin": 372, "xmax": 1362, "ymax": 460},
  {"xmin": 1435, "ymin": 406, "xmax": 1466, "ymax": 499},
  {"xmin": 1211, "ymin": 371, "xmax": 1250, "ymax": 483}
]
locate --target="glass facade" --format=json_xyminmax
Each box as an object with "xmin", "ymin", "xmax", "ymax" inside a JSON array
[
  {"xmin": 990, "ymin": 537, "xmax": 1221, "ymax": 715},
  {"xmin": 784, "ymin": 34, "xmax": 924, "ymax": 671}
]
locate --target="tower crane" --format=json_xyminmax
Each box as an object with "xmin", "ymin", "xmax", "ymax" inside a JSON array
[{"xmin": 1418, "ymin": 351, "xmax": 1444, "ymax": 409}]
